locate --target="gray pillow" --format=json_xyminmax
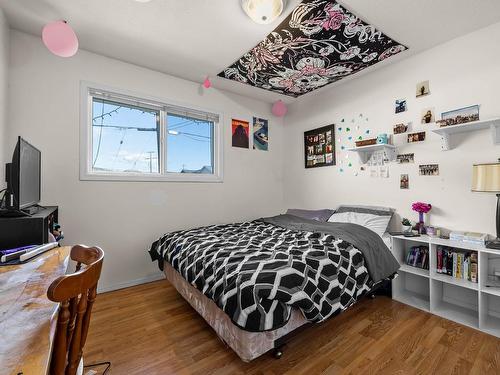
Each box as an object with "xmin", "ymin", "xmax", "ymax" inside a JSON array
[
  {"xmin": 335, "ymin": 205, "xmax": 394, "ymax": 217},
  {"xmin": 286, "ymin": 208, "xmax": 335, "ymax": 222}
]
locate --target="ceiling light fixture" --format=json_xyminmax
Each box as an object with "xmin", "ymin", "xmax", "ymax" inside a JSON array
[{"xmin": 241, "ymin": 0, "xmax": 284, "ymax": 25}]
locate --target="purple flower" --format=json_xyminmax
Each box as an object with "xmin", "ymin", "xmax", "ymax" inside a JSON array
[{"xmin": 412, "ymin": 202, "xmax": 432, "ymax": 213}]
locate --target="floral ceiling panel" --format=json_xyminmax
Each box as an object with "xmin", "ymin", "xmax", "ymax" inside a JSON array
[{"xmin": 218, "ymin": 0, "xmax": 407, "ymax": 97}]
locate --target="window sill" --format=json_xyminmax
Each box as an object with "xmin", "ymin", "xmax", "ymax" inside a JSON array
[{"xmin": 79, "ymin": 172, "xmax": 223, "ymax": 183}]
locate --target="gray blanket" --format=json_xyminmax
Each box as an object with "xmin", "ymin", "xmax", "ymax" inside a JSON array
[{"xmin": 261, "ymin": 214, "xmax": 400, "ymax": 283}]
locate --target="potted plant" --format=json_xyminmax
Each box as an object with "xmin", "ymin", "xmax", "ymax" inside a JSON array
[{"xmin": 401, "ymin": 218, "xmax": 412, "ymax": 233}]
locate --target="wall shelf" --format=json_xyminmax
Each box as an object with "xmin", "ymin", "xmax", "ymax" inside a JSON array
[
  {"xmin": 431, "ymin": 117, "xmax": 500, "ymax": 151},
  {"xmin": 392, "ymin": 235, "xmax": 500, "ymax": 338},
  {"xmin": 346, "ymin": 144, "xmax": 397, "ymax": 164}
]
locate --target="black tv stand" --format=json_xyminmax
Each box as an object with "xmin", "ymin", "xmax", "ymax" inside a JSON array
[
  {"xmin": 0, "ymin": 206, "xmax": 58, "ymax": 248},
  {"xmin": 0, "ymin": 208, "xmax": 31, "ymax": 218}
]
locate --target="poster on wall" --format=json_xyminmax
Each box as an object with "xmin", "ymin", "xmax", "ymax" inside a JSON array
[
  {"xmin": 253, "ymin": 117, "xmax": 269, "ymax": 151},
  {"xmin": 231, "ymin": 119, "xmax": 250, "ymax": 149},
  {"xmin": 304, "ymin": 125, "xmax": 335, "ymax": 169}
]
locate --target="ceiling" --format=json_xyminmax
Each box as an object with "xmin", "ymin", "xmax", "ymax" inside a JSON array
[
  {"xmin": 2, "ymin": 0, "xmax": 500, "ymax": 103},
  {"xmin": 218, "ymin": 0, "xmax": 408, "ymax": 98}
]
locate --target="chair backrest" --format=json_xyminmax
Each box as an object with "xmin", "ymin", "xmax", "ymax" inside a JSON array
[{"xmin": 47, "ymin": 245, "xmax": 104, "ymax": 375}]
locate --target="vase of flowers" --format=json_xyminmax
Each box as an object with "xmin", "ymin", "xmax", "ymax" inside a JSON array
[{"xmin": 412, "ymin": 202, "xmax": 432, "ymax": 234}]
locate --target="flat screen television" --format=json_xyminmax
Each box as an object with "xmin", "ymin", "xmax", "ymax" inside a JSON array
[{"xmin": 5, "ymin": 137, "xmax": 41, "ymax": 210}]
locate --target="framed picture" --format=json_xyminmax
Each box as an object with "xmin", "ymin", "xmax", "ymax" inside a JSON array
[
  {"xmin": 304, "ymin": 125, "xmax": 335, "ymax": 169},
  {"xmin": 438, "ymin": 105, "xmax": 480, "ymax": 127},
  {"xmin": 253, "ymin": 117, "xmax": 268, "ymax": 151},
  {"xmin": 231, "ymin": 119, "xmax": 250, "ymax": 149}
]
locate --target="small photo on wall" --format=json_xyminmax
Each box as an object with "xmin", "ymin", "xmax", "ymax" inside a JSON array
[
  {"xmin": 253, "ymin": 117, "xmax": 269, "ymax": 151},
  {"xmin": 419, "ymin": 164, "xmax": 439, "ymax": 176},
  {"xmin": 400, "ymin": 174, "xmax": 409, "ymax": 189},
  {"xmin": 397, "ymin": 153, "xmax": 415, "ymax": 164},
  {"xmin": 232, "ymin": 119, "xmax": 250, "ymax": 148},
  {"xmin": 421, "ymin": 107, "xmax": 435, "ymax": 124},
  {"xmin": 395, "ymin": 99, "xmax": 407, "ymax": 114},
  {"xmin": 408, "ymin": 132, "xmax": 426, "ymax": 143},
  {"xmin": 393, "ymin": 122, "xmax": 411, "ymax": 134},
  {"xmin": 416, "ymin": 80, "xmax": 430, "ymax": 98}
]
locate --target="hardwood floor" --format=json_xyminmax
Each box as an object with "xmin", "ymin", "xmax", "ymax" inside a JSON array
[{"xmin": 85, "ymin": 280, "xmax": 500, "ymax": 374}]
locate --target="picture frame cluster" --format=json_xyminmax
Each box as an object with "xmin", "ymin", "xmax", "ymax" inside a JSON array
[
  {"xmin": 299, "ymin": 78, "xmax": 481, "ymax": 192},
  {"xmin": 393, "ymin": 79, "xmax": 445, "ymax": 189}
]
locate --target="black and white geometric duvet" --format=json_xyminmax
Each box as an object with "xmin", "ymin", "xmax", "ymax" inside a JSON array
[{"xmin": 150, "ymin": 220, "xmax": 372, "ymax": 332}]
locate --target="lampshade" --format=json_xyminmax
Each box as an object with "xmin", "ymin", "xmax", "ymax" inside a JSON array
[
  {"xmin": 472, "ymin": 163, "xmax": 500, "ymax": 192},
  {"xmin": 241, "ymin": 0, "xmax": 284, "ymax": 24}
]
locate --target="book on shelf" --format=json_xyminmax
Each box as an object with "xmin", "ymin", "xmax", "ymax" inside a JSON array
[
  {"xmin": 405, "ymin": 246, "xmax": 429, "ymax": 270},
  {"xmin": 449, "ymin": 231, "xmax": 488, "ymax": 246},
  {"xmin": 471, "ymin": 253, "xmax": 478, "ymax": 283},
  {"xmin": 452, "ymin": 252, "xmax": 457, "ymax": 278},
  {"xmin": 435, "ymin": 245, "xmax": 478, "ymax": 283}
]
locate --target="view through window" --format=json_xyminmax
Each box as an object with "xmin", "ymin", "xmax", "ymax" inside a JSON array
[{"xmin": 88, "ymin": 92, "xmax": 219, "ymax": 180}]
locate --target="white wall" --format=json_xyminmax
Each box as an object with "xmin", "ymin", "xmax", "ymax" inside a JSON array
[
  {"xmin": 284, "ymin": 22, "xmax": 500, "ymax": 237},
  {"xmin": 7, "ymin": 31, "xmax": 285, "ymax": 291},
  {"xmin": 0, "ymin": 9, "xmax": 8, "ymax": 189}
]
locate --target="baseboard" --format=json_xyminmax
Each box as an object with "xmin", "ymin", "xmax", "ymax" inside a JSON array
[{"xmin": 97, "ymin": 272, "xmax": 165, "ymax": 294}]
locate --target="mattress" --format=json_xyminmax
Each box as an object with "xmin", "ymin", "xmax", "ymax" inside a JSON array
[
  {"xmin": 164, "ymin": 262, "xmax": 307, "ymax": 362},
  {"xmin": 382, "ymin": 232, "xmax": 393, "ymax": 250}
]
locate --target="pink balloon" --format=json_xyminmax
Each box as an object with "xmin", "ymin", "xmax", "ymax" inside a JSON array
[
  {"xmin": 42, "ymin": 21, "xmax": 79, "ymax": 57},
  {"xmin": 272, "ymin": 100, "xmax": 288, "ymax": 117},
  {"xmin": 203, "ymin": 77, "xmax": 212, "ymax": 89}
]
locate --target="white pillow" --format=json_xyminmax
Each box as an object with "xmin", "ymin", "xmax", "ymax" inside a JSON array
[{"xmin": 327, "ymin": 211, "xmax": 391, "ymax": 238}]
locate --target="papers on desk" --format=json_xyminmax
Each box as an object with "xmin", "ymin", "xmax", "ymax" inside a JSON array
[{"xmin": 0, "ymin": 243, "xmax": 59, "ymax": 264}]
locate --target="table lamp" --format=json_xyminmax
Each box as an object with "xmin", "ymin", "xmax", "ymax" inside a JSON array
[{"xmin": 472, "ymin": 161, "xmax": 500, "ymax": 249}]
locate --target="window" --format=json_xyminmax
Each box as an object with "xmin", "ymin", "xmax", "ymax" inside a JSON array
[
  {"xmin": 80, "ymin": 83, "xmax": 222, "ymax": 182},
  {"xmin": 166, "ymin": 114, "xmax": 214, "ymax": 174}
]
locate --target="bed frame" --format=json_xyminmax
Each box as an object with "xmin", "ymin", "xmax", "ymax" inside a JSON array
[
  {"xmin": 271, "ymin": 279, "xmax": 391, "ymax": 358},
  {"xmin": 164, "ymin": 261, "xmax": 392, "ymax": 361}
]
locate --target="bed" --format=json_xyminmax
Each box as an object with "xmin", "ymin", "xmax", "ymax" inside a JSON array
[{"xmin": 149, "ymin": 209, "xmax": 400, "ymax": 362}]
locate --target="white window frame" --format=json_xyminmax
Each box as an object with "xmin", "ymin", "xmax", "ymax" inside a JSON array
[{"xmin": 80, "ymin": 81, "xmax": 224, "ymax": 182}]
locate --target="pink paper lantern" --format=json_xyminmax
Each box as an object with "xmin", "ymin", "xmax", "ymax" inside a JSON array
[
  {"xmin": 42, "ymin": 20, "xmax": 79, "ymax": 57},
  {"xmin": 203, "ymin": 77, "xmax": 212, "ymax": 89},
  {"xmin": 272, "ymin": 100, "xmax": 287, "ymax": 117}
]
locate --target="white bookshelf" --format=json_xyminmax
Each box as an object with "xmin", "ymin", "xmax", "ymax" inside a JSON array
[{"xmin": 391, "ymin": 235, "xmax": 500, "ymax": 337}]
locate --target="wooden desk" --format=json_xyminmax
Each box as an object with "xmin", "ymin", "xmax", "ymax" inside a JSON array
[{"xmin": 0, "ymin": 246, "xmax": 70, "ymax": 375}]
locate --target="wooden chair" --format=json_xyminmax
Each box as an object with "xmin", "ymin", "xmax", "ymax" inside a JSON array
[{"xmin": 47, "ymin": 245, "xmax": 104, "ymax": 375}]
